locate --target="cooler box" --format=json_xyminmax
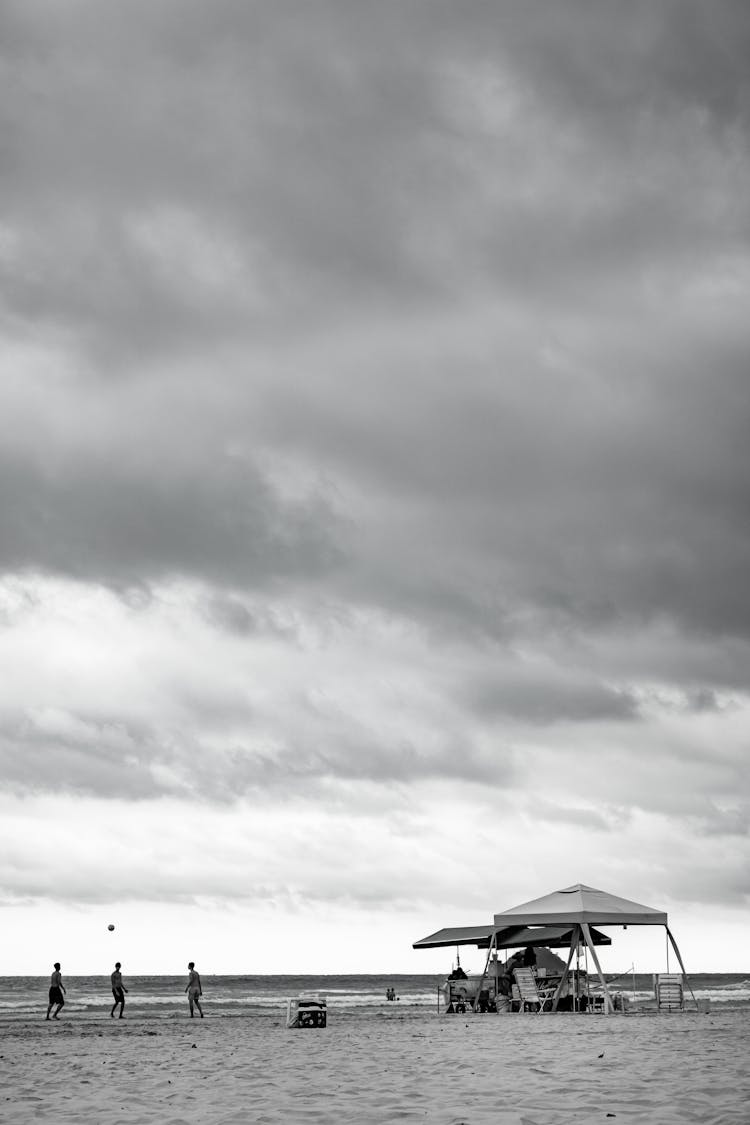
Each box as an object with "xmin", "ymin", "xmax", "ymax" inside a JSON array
[{"xmin": 286, "ymin": 993, "xmax": 327, "ymax": 1028}]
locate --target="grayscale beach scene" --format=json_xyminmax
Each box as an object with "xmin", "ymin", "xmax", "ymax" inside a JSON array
[{"xmin": 2, "ymin": 0, "xmax": 749, "ymax": 1121}]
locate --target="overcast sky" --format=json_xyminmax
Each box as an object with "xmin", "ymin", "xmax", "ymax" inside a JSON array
[{"xmin": 2, "ymin": 0, "xmax": 749, "ymax": 976}]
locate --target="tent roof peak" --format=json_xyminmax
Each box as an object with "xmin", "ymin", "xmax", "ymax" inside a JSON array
[{"xmin": 494, "ymin": 883, "xmax": 668, "ymax": 927}]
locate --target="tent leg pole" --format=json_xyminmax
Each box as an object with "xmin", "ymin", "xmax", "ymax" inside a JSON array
[
  {"xmin": 581, "ymin": 922, "xmax": 614, "ymax": 1015},
  {"xmin": 666, "ymin": 926, "xmax": 697, "ymax": 1008},
  {"xmin": 471, "ymin": 931, "xmax": 496, "ymax": 1013},
  {"xmin": 551, "ymin": 925, "xmax": 580, "ymax": 1012}
]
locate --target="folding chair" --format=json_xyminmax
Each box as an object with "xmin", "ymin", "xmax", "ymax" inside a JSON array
[
  {"xmin": 655, "ymin": 974, "xmax": 684, "ymax": 1012},
  {"xmin": 512, "ymin": 968, "xmax": 556, "ymax": 1012}
]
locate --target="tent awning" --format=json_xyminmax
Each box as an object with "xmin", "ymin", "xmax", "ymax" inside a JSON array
[
  {"xmin": 493, "ymin": 883, "xmax": 668, "ymax": 928},
  {"xmin": 413, "ymin": 925, "xmax": 495, "ymax": 949},
  {"xmin": 413, "ymin": 922, "xmax": 612, "ymax": 950}
]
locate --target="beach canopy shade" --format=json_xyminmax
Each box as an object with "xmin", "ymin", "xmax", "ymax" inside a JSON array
[
  {"xmin": 414, "ymin": 883, "xmax": 692, "ymax": 1015},
  {"xmin": 413, "ymin": 923, "xmax": 611, "ymax": 950},
  {"xmin": 413, "ymin": 925, "xmax": 497, "ymax": 949},
  {"xmin": 414, "ymin": 884, "xmax": 690, "ymax": 1016},
  {"xmin": 493, "ymin": 883, "xmax": 668, "ymax": 928}
]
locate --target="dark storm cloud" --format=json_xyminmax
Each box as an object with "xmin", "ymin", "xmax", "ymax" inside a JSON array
[
  {"xmin": 694, "ymin": 804, "xmax": 750, "ymax": 838},
  {"xmin": 0, "ymin": 710, "xmax": 162, "ymax": 799},
  {"xmin": 0, "ymin": 694, "xmax": 517, "ymax": 802},
  {"xmin": 530, "ymin": 802, "xmax": 615, "ymax": 832},
  {"xmin": 686, "ymin": 688, "xmax": 723, "ymax": 714},
  {"xmin": 469, "ymin": 673, "xmax": 639, "ymax": 725},
  {"xmin": 0, "ymin": 1, "xmax": 446, "ymax": 355},
  {"xmin": 4, "ymin": 0, "xmax": 747, "ymax": 355},
  {"xmin": 0, "ymin": 448, "xmax": 343, "ymax": 589},
  {"xmin": 497, "ymin": 0, "xmax": 750, "ymax": 132},
  {"xmin": 0, "ymin": 0, "xmax": 749, "ymax": 809},
  {"xmin": 200, "ymin": 594, "xmax": 260, "ymax": 637},
  {"xmin": 258, "ymin": 320, "xmax": 750, "ymax": 645}
]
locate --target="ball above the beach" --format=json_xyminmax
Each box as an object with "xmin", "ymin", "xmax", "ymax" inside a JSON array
[{"xmin": 108, "ymin": 924, "xmax": 115, "ymax": 931}]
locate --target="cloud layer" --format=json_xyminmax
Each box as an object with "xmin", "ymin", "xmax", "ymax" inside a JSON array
[{"xmin": 1, "ymin": 0, "xmax": 749, "ymax": 969}]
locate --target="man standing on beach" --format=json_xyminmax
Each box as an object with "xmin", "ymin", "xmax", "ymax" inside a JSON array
[
  {"xmin": 185, "ymin": 961, "xmax": 204, "ymax": 1018},
  {"xmin": 110, "ymin": 961, "xmax": 128, "ymax": 1019},
  {"xmin": 46, "ymin": 962, "xmax": 66, "ymax": 1020}
]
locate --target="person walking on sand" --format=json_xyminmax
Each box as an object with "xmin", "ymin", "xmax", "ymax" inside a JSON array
[
  {"xmin": 46, "ymin": 962, "xmax": 66, "ymax": 1020},
  {"xmin": 185, "ymin": 962, "xmax": 204, "ymax": 1018},
  {"xmin": 110, "ymin": 961, "xmax": 128, "ymax": 1019}
]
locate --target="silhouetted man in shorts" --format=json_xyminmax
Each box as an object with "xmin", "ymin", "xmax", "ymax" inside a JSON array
[
  {"xmin": 110, "ymin": 962, "xmax": 128, "ymax": 1018},
  {"xmin": 185, "ymin": 962, "xmax": 203, "ymax": 1018},
  {"xmin": 46, "ymin": 963, "xmax": 66, "ymax": 1020}
]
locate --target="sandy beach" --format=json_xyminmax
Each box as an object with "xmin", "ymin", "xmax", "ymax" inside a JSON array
[{"xmin": 1, "ymin": 1009, "xmax": 749, "ymax": 1125}]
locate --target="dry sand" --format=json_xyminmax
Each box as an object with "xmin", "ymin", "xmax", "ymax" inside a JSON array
[{"xmin": 1, "ymin": 1009, "xmax": 748, "ymax": 1124}]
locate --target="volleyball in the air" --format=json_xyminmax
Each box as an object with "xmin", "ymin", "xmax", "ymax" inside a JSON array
[{"xmin": 108, "ymin": 924, "xmax": 115, "ymax": 931}]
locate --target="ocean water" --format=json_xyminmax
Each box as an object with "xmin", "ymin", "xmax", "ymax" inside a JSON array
[
  {"xmin": 0, "ymin": 974, "xmax": 438, "ymax": 1020},
  {"xmin": 1, "ymin": 972, "xmax": 749, "ymax": 1021}
]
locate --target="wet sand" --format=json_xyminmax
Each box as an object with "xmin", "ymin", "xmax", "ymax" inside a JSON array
[{"xmin": 1, "ymin": 1008, "xmax": 748, "ymax": 1124}]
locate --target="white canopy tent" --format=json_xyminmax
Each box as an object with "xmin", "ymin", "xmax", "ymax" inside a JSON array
[{"xmin": 493, "ymin": 883, "xmax": 693, "ymax": 1014}]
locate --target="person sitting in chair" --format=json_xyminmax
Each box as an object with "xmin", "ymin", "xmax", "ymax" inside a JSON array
[{"xmin": 497, "ymin": 973, "xmax": 512, "ymax": 998}]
